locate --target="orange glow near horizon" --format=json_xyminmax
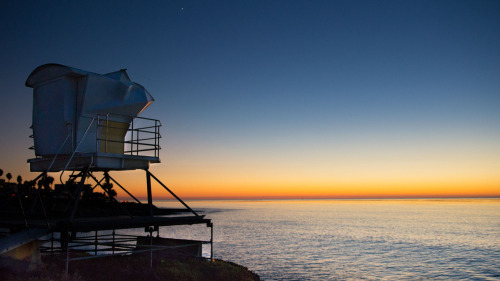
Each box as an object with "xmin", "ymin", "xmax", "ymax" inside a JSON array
[
  {"xmin": 35, "ymin": 134, "xmax": 500, "ymax": 201},
  {"xmin": 108, "ymin": 168, "xmax": 500, "ymax": 201},
  {"xmin": 120, "ymin": 183, "xmax": 500, "ymax": 201}
]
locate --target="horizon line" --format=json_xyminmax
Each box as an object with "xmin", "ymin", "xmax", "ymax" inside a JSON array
[{"xmin": 121, "ymin": 195, "xmax": 500, "ymax": 201}]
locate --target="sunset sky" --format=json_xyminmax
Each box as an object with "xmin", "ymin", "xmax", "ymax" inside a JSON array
[{"xmin": 0, "ymin": 0, "xmax": 499, "ymax": 199}]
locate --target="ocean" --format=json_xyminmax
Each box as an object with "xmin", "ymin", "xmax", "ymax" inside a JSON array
[{"xmin": 152, "ymin": 199, "xmax": 500, "ymax": 280}]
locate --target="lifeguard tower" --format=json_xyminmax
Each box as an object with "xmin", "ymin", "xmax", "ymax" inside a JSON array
[
  {"xmin": 0, "ymin": 64, "xmax": 212, "ymax": 269},
  {"xmin": 26, "ymin": 63, "xmax": 159, "ymax": 172}
]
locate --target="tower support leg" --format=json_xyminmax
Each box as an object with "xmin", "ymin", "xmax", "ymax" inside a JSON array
[
  {"xmin": 145, "ymin": 169, "xmax": 153, "ymax": 216},
  {"xmin": 69, "ymin": 168, "xmax": 90, "ymax": 222}
]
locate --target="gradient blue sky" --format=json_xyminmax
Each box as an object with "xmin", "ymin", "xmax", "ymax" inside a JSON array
[{"xmin": 1, "ymin": 0, "xmax": 499, "ymax": 198}]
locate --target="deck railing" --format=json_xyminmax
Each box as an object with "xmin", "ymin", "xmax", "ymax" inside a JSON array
[
  {"xmin": 29, "ymin": 114, "xmax": 162, "ymax": 159},
  {"xmin": 96, "ymin": 114, "xmax": 162, "ymax": 158}
]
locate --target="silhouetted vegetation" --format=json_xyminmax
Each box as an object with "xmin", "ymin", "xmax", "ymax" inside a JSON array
[{"xmin": 0, "ymin": 172, "xmax": 184, "ymax": 220}]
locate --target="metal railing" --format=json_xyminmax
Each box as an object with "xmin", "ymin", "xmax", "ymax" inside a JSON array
[
  {"xmin": 28, "ymin": 114, "xmax": 161, "ymax": 158},
  {"xmin": 96, "ymin": 114, "xmax": 162, "ymax": 158},
  {"xmin": 39, "ymin": 231, "xmax": 212, "ymax": 258}
]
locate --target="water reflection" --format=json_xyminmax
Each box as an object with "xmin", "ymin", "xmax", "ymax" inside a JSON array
[{"xmin": 148, "ymin": 199, "xmax": 500, "ymax": 280}]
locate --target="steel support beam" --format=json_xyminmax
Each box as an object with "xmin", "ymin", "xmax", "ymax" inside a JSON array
[{"xmin": 146, "ymin": 169, "xmax": 153, "ymax": 216}]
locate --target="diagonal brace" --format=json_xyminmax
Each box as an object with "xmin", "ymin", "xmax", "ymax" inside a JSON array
[
  {"xmin": 106, "ymin": 172, "xmax": 142, "ymax": 204},
  {"xmin": 146, "ymin": 170, "xmax": 199, "ymax": 217}
]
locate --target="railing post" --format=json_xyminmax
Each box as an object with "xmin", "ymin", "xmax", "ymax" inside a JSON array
[
  {"xmin": 105, "ymin": 114, "xmax": 109, "ymax": 153},
  {"xmin": 96, "ymin": 115, "xmax": 100, "ymax": 153},
  {"xmin": 51, "ymin": 232, "xmax": 54, "ymax": 254},
  {"xmin": 94, "ymin": 230, "xmax": 98, "ymax": 255},
  {"xmin": 210, "ymin": 222, "xmax": 214, "ymax": 260},
  {"xmin": 131, "ymin": 119, "xmax": 134, "ymax": 155},
  {"xmin": 149, "ymin": 227, "xmax": 153, "ymax": 268},
  {"xmin": 65, "ymin": 240, "xmax": 69, "ymax": 277},
  {"xmin": 154, "ymin": 120, "xmax": 157, "ymax": 158},
  {"xmin": 137, "ymin": 130, "xmax": 140, "ymax": 156}
]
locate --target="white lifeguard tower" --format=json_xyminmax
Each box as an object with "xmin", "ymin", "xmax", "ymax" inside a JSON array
[
  {"xmin": 26, "ymin": 63, "xmax": 161, "ymax": 172},
  {"xmin": 25, "ymin": 63, "xmax": 203, "ymax": 219}
]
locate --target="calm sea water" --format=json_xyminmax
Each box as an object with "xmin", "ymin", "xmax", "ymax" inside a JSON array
[{"xmin": 151, "ymin": 199, "xmax": 500, "ymax": 280}]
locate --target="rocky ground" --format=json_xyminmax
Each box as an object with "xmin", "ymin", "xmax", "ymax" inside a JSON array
[{"xmin": 0, "ymin": 254, "xmax": 260, "ymax": 281}]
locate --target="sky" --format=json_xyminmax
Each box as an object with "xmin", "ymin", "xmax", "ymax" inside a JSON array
[{"xmin": 0, "ymin": 0, "xmax": 499, "ymax": 200}]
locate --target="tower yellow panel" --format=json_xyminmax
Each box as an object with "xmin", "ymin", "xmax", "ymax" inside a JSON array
[{"xmin": 99, "ymin": 121, "xmax": 130, "ymax": 154}]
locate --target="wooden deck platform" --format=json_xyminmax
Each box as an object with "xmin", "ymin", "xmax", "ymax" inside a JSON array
[{"xmin": 0, "ymin": 215, "xmax": 211, "ymax": 233}]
